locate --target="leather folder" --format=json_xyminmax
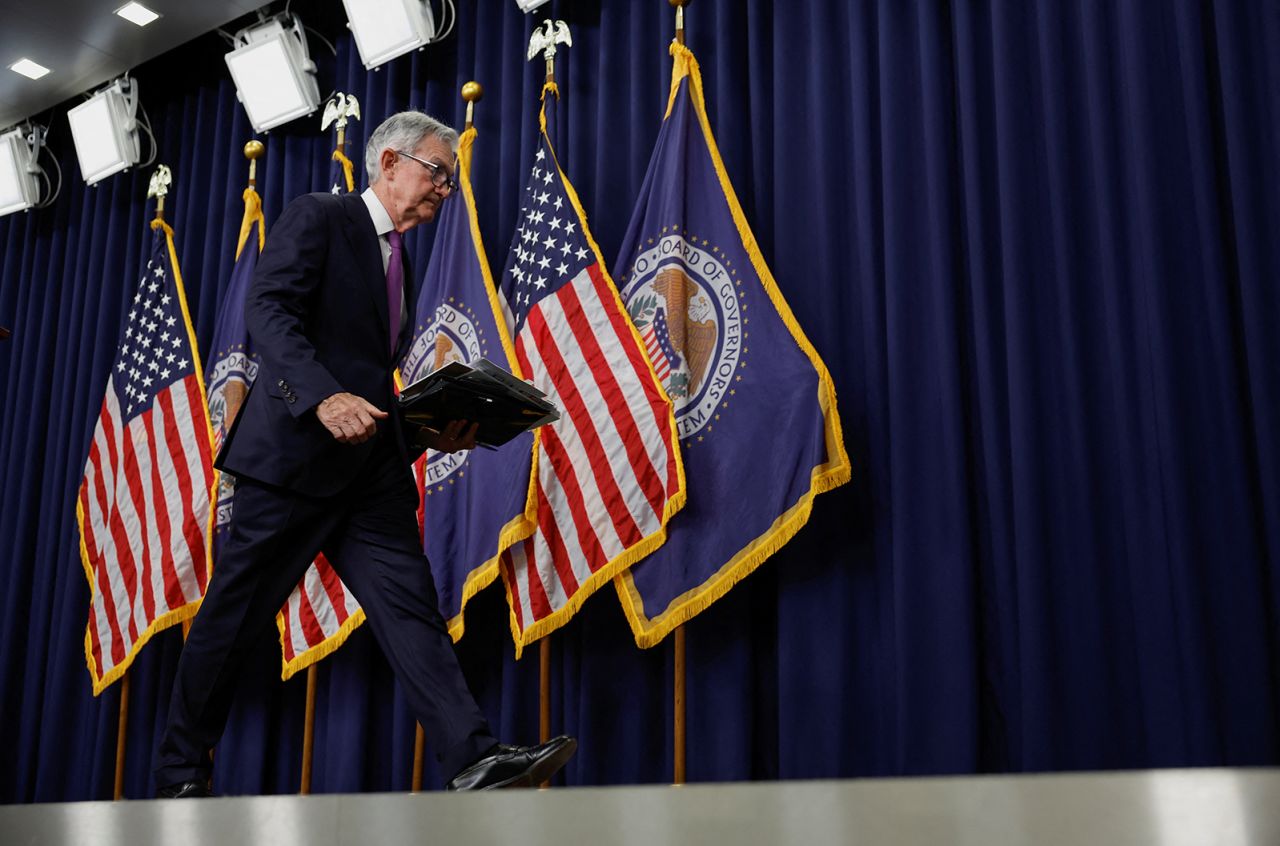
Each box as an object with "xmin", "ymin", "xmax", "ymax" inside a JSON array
[{"xmin": 398, "ymin": 359, "xmax": 559, "ymax": 448}]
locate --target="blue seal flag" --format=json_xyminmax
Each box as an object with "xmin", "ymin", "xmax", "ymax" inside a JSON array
[
  {"xmin": 401, "ymin": 125, "xmax": 536, "ymax": 639},
  {"xmin": 205, "ymin": 187, "xmax": 264, "ymax": 561},
  {"xmin": 612, "ymin": 43, "xmax": 852, "ymax": 647}
]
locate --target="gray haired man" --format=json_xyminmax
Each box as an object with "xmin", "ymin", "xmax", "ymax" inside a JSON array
[{"xmin": 154, "ymin": 111, "xmax": 575, "ymax": 797}]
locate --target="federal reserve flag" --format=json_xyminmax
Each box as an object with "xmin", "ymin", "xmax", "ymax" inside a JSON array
[
  {"xmin": 206, "ymin": 187, "xmax": 264, "ymax": 560},
  {"xmin": 77, "ymin": 220, "xmax": 216, "ymax": 693},
  {"xmin": 400, "ymin": 125, "xmax": 535, "ymax": 639},
  {"xmin": 612, "ymin": 44, "xmax": 851, "ymax": 647},
  {"xmin": 497, "ymin": 83, "xmax": 685, "ymax": 654}
]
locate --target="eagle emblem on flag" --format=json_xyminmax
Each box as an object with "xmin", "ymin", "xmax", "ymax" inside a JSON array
[{"xmin": 621, "ymin": 233, "xmax": 743, "ymax": 439}]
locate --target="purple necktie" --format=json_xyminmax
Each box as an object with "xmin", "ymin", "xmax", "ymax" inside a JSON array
[{"xmin": 386, "ymin": 230, "xmax": 403, "ymax": 354}]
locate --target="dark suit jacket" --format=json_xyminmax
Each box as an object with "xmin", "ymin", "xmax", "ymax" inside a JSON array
[{"xmin": 217, "ymin": 191, "xmax": 419, "ymax": 496}]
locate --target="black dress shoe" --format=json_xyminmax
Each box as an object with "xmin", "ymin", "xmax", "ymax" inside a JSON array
[
  {"xmin": 158, "ymin": 780, "xmax": 215, "ymax": 798},
  {"xmin": 446, "ymin": 735, "xmax": 577, "ymax": 791}
]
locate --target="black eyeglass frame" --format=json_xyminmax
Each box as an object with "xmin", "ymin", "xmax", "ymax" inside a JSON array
[{"xmin": 395, "ymin": 149, "xmax": 460, "ymax": 194}]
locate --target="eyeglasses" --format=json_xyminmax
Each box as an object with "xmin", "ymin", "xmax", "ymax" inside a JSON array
[{"xmin": 395, "ymin": 150, "xmax": 459, "ymax": 194}]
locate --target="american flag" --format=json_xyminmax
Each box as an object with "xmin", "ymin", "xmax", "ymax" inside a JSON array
[
  {"xmin": 77, "ymin": 222, "xmax": 216, "ymax": 695},
  {"xmin": 497, "ymin": 86, "xmax": 685, "ymax": 652},
  {"xmin": 274, "ymin": 139, "xmax": 366, "ymax": 680}
]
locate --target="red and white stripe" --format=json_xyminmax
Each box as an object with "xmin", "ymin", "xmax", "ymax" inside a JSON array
[
  {"xmin": 277, "ymin": 554, "xmax": 363, "ymax": 673},
  {"xmin": 641, "ymin": 324, "xmax": 672, "ymax": 381},
  {"xmin": 79, "ymin": 374, "xmax": 214, "ymax": 692},
  {"xmin": 502, "ymin": 263, "xmax": 679, "ymax": 635}
]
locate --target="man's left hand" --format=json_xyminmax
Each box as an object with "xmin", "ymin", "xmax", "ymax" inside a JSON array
[{"xmin": 419, "ymin": 419, "xmax": 479, "ymax": 454}]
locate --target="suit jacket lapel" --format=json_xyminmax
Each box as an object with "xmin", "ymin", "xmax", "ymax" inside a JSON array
[{"xmin": 339, "ymin": 192, "xmax": 391, "ymax": 352}]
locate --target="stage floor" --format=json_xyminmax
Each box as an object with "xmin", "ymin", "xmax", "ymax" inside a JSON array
[{"xmin": 2, "ymin": 767, "xmax": 1276, "ymax": 845}]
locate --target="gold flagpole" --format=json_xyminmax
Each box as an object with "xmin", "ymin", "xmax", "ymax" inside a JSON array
[
  {"xmin": 539, "ymin": 638, "xmax": 551, "ymax": 787},
  {"xmin": 671, "ymin": 0, "xmax": 688, "ymax": 46},
  {"xmin": 150, "ymin": 170, "xmax": 168, "ymax": 225},
  {"xmin": 246, "ymin": 140, "xmax": 263, "ymax": 188},
  {"xmin": 301, "ymin": 666, "xmax": 318, "ymax": 794},
  {"xmin": 674, "ymin": 626, "xmax": 686, "ymax": 785},
  {"xmin": 669, "ymin": 0, "xmax": 691, "ymax": 787},
  {"xmin": 411, "ymin": 725, "xmax": 427, "ymax": 791},
  {"xmin": 113, "ymin": 674, "xmax": 130, "ymax": 799},
  {"xmin": 540, "ymin": 639, "xmax": 552, "ymax": 745},
  {"xmin": 411, "ymin": 81, "xmax": 487, "ymax": 793},
  {"xmin": 462, "ymin": 81, "xmax": 483, "ymax": 130}
]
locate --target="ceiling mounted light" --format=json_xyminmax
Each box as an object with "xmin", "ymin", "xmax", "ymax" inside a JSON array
[
  {"xmin": 342, "ymin": 0, "xmax": 453, "ymax": 70},
  {"xmin": 225, "ymin": 15, "xmax": 321, "ymax": 133},
  {"xmin": 115, "ymin": 2, "xmax": 161, "ymax": 26},
  {"xmin": 0, "ymin": 125, "xmax": 50, "ymax": 216},
  {"xmin": 9, "ymin": 58, "xmax": 51, "ymax": 80},
  {"xmin": 0, "ymin": 125, "xmax": 56, "ymax": 217},
  {"xmin": 67, "ymin": 78, "xmax": 142, "ymax": 184}
]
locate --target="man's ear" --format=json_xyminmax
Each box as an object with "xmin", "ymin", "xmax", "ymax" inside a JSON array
[{"xmin": 379, "ymin": 147, "xmax": 398, "ymax": 179}]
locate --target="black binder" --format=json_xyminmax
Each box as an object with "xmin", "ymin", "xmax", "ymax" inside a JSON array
[{"xmin": 398, "ymin": 359, "xmax": 559, "ymax": 447}]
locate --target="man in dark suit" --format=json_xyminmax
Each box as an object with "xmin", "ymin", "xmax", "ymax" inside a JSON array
[{"xmin": 154, "ymin": 112, "xmax": 575, "ymax": 797}]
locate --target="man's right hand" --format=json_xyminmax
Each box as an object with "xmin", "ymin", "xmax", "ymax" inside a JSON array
[{"xmin": 315, "ymin": 392, "xmax": 388, "ymax": 444}]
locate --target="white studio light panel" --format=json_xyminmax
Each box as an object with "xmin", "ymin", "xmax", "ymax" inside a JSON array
[
  {"xmin": 343, "ymin": 0, "xmax": 436, "ymax": 70},
  {"xmin": 225, "ymin": 17, "xmax": 321, "ymax": 133},
  {"xmin": 0, "ymin": 128, "xmax": 41, "ymax": 215},
  {"xmin": 67, "ymin": 82, "xmax": 141, "ymax": 185}
]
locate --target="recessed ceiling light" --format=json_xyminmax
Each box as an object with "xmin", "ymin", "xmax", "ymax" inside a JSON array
[
  {"xmin": 9, "ymin": 59, "xmax": 51, "ymax": 80},
  {"xmin": 115, "ymin": 2, "xmax": 161, "ymax": 27}
]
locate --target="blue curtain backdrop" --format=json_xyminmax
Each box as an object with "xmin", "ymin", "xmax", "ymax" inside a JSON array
[{"xmin": 2, "ymin": 0, "xmax": 1278, "ymax": 801}]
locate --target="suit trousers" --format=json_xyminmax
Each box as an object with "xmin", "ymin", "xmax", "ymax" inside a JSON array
[{"xmin": 153, "ymin": 432, "xmax": 497, "ymax": 788}]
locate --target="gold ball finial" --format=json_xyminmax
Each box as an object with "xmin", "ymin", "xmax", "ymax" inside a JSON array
[
  {"xmin": 669, "ymin": 0, "xmax": 691, "ymax": 7},
  {"xmin": 244, "ymin": 140, "xmax": 265, "ymax": 160},
  {"xmin": 461, "ymin": 81, "xmax": 484, "ymax": 103}
]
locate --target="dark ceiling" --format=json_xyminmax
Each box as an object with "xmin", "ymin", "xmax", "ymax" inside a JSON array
[{"xmin": 0, "ymin": 0, "xmax": 271, "ymax": 130}]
